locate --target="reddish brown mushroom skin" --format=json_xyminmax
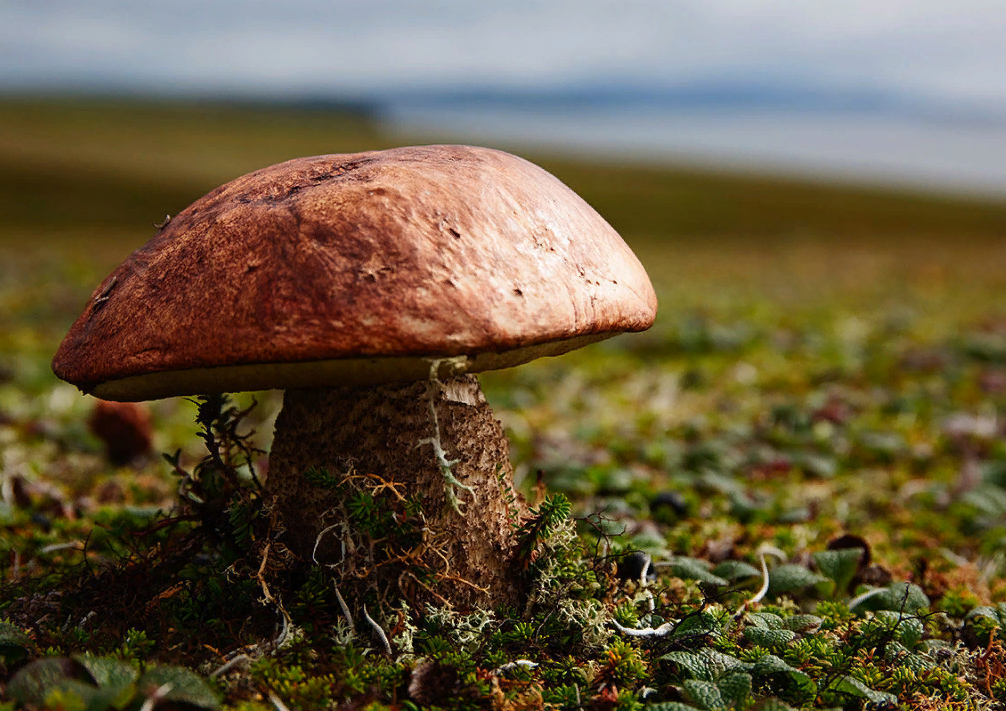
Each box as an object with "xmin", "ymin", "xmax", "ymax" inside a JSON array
[{"xmin": 52, "ymin": 145, "xmax": 655, "ymax": 400}]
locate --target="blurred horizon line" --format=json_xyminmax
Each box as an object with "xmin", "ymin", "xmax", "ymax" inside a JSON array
[
  {"xmin": 4, "ymin": 84, "xmax": 1006, "ymax": 200},
  {"xmin": 4, "ymin": 77, "xmax": 1005, "ymax": 130}
]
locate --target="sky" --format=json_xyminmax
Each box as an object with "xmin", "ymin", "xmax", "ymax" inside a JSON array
[
  {"xmin": 2, "ymin": 0, "xmax": 1006, "ymax": 113},
  {"xmin": 4, "ymin": 1, "xmax": 1006, "ymax": 194}
]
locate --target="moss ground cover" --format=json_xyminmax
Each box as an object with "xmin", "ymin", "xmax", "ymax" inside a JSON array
[{"xmin": 3, "ymin": 97, "xmax": 1006, "ymax": 709}]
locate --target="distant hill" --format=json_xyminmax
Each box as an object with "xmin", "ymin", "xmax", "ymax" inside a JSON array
[{"xmin": 368, "ymin": 80, "xmax": 1005, "ymax": 128}]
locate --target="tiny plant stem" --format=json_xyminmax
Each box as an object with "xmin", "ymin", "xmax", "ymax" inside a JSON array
[
  {"xmin": 210, "ymin": 654, "xmax": 251, "ymax": 678},
  {"xmin": 363, "ymin": 605, "xmax": 392, "ymax": 655},
  {"xmin": 40, "ymin": 541, "xmax": 84, "ymax": 554},
  {"xmin": 417, "ymin": 358, "xmax": 476, "ymax": 513},
  {"xmin": 639, "ymin": 555, "xmax": 651, "ymax": 587},
  {"xmin": 267, "ymin": 691, "xmax": 292, "ymax": 711},
  {"xmin": 256, "ymin": 542, "xmax": 274, "ymax": 604},
  {"xmin": 312, "ymin": 522, "xmax": 341, "ymax": 565},
  {"xmin": 732, "ymin": 552, "xmax": 771, "ymax": 622},
  {"xmin": 139, "ymin": 683, "xmax": 174, "ymax": 711},
  {"xmin": 333, "ymin": 582, "xmax": 354, "ymax": 634},
  {"xmin": 639, "ymin": 554, "xmax": 655, "ymax": 612},
  {"xmin": 493, "ymin": 659, "xmax": 539, "ymax": 675},
  {"xmin": 611, "ymin": 618, "xmax": 676, "ymax": 638},
  {"xmin": 261, "ymin": 604, "xmax": 291, "ymax": 654}
]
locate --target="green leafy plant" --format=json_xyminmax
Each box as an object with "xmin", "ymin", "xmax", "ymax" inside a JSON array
[{"xmin": 6, "ymin": 656, "xmax": 219, "ymax": 711}]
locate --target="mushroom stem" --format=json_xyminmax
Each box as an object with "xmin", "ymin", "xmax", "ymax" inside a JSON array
[{"xmin": 265, "ymin": 375, "xmax": 529, "ymax": 609}]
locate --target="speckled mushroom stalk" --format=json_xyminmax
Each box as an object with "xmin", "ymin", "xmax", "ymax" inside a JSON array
[
  {"xmin": 52, "ymin": 145, "xmax": 658, "ymax": 610},
  {"xmin": 267, "ymin": 372, "xmax": 525, "ymax": 609}
]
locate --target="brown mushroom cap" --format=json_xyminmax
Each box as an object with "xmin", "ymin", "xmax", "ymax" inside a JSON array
[{"xmin": 53, "ymin": 145, "xmax": 657, "ymax": 401}]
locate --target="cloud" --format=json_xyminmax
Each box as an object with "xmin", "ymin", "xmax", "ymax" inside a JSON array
[{"xmin": 1, "ymin": 0, "xmax": 1005, "ymax": 108}]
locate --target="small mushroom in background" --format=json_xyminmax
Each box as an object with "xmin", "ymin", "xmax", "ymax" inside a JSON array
[
  {"xmin": 52, "ymin": 145, "xmax": 657, "ymax": 609},
  {"xmin": 87, "ymin": 399, "xmax": 154, "ymax": 467}
]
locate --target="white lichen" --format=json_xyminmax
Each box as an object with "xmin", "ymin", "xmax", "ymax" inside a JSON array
[
  {"xmin": 423, "ymin": 603, "xmax": 497, "ymax": 653},
  {"xmin": 417, "ymin": 357, "xmax": 476, "ymax": 513},
  {"xmin": 559, "ymin": 598, "xmax": 612, "ymax": 649},
  {"xmin": 391, "ymin": 601, "xmax": 419, "ymax": 660}
]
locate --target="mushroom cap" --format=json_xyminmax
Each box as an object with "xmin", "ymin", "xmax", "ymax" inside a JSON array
[{"xmin": 53, "ymin": 145, "xmax": 657, "ymax": 401}]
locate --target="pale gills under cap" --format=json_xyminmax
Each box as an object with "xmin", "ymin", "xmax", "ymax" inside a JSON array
[{"xmin": 53, "ymin": 145, "xmax": 658, "ymax": 401}]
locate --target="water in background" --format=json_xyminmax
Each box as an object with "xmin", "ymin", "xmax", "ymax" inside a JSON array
[{"xmin": 382, "ymin": 103, "xmax": 1006, "ymax": 198}]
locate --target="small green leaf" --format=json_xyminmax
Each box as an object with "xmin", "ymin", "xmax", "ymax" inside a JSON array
[
  {"xmin": 832, "ymin": 675, "xmax": 898, "ymax": 705},
  {"xmin": 670, "ymin": 558, "xmax": 729, "ymax": 587},
  {"xmin": 751, "ymin": 655, "xmax": 794, "ymax": 675},
  {"xmin": 645, "ymin": 703, "xmax": 702, "ymax": 711},
  {"xmin": 683, "ymin": 678, "xmax": 727, "ymax": 711},
  {"xmin": 964, "ymin": 606, "xmax": 1002, "ymax": 647},
  {"xmin": 872, "ymin": 610, "xmax": 924, "ymax": 647},
  {"xmin": 743, "ymin": 627, "xmax": 796, "ymax": 647},
  {"xmin": 138, "ymin": 665, "xmax": 221, "ymax": 710},
  {"xmin": 712, "ymin": 560, "xmax": 761, "ymax": 581},
  {"xmin": 694, "ymin": 648, "xmax": 752, "ymax": 678},
  {"xmin": 865, "ymin": 582, "xmax": 930, "ymax": 613},
  {"xmin": 751, "ymin": 654, "xmax": 817, "ymax": 699},
  {"xmin": 661, "ymin": 651, "xmax": 716, "ymax": 682},
  {"xmin": 883, "ymin": 642, "xmax": 932, "ymax": 671},
  {"xmin": 0, "ymin": 621, "xmax": 31, "ymax": 662},
  {"xmin": 783, "ymin": 614, "xmax": 822, "ymax": 632},
  {"xmin": 42, "ymin": 683, "xmax": 89, "ymax": 711},
  {"xmin": 7, "ymin": 658, "xmax": 86, "ymax": 707},
  {"xmin": 767, "ymin": 564, "xmax": 828, "ymax": 597},
  {"xmin": 717, "ymin": 671, "xmax": 752, "ymax": 706},
  {"xmin": 660, "ymin": 648, "xmax": 751, "ymax": 682},
  {"xmin": 750, "ymin": 700, "xmax": 797, "ymax": 711},
  {"xmin": 75, "ymin": 655, "xmax": 139, "ymax": 688},
  {"xmin": 51, "ymin": 678, "xmax": 135, "ymax": 711},
  {"xmin": 670, "ymin": 611, "xmax": 723, "ymax": 643},
  {"xmin": 812, "ymin": 548, "xmax": 863, "ymax": 593},
  {"xmin": 747, "ymin": 612, "xmax": 785, "ymax": 630}
]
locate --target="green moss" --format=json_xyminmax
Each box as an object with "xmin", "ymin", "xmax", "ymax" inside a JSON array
[{"xmin": 937, "ymin": 586, "xmax": 983, "ymax": 617}]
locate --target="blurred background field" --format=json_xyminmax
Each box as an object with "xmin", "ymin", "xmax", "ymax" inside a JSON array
[{"xmin": 4, "ymin": 94, "xmax": 1006, "ymax": 355}]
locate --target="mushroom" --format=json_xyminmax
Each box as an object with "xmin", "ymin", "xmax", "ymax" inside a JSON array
[{"xmin": 52, "ymin": 145, "xmax": 657, "ymax": 608}]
